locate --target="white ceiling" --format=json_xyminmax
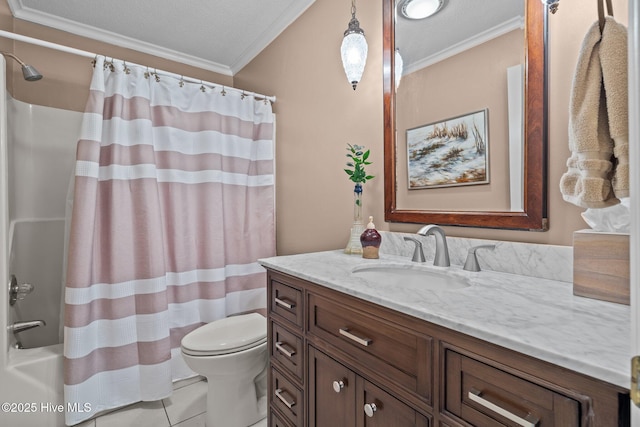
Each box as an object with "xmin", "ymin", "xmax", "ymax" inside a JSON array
[
  {"xmin": 396, "ymin": 0, "xmax": 525, "ymax": 74},
  {"xmin": 7, "ymin": 0, "xmax": 316, "ymax": 76}
]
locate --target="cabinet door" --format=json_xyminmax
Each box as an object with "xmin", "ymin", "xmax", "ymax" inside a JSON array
[
  {"xmin": 309, "ymin": 346, "xmax": 357, "ymax": 427},
  {"xmin": 359, "ymin": 379, "xmax": 430, "ymax": 427}
]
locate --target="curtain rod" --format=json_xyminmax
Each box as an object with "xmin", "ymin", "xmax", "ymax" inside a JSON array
[{"xmin": 0, "ymin": 29, "xmax": 276, "ymax": 103}]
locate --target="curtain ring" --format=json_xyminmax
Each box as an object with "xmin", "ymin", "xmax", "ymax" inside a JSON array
[
  {"xmin": 241, "ymin": 91, "xmax": 246, "ymax": 100},
  {"xmin": 200, "ymin": 80, "xmax": 206, "ymax": 92},
  {"xmin": 144, "ymin": 67, "xmax": 150, "ymax": 79},
  {"xmin": 179, "ymin": 76, "xmax": 185, "ymax": 87},
  {"xmin": 154, "ymin": 69, "xmax": 160, "ymax": 82},
  {"xmin": 221, "ymin": 86, "xmax": 227, "ymax": 96},
  {"xmin": 91, "ymin": 55, "xmax": 98, "ymax": 68},
  {"xmin": 123, "ymin": 61, "xmax": 131, "ymax": 74}
]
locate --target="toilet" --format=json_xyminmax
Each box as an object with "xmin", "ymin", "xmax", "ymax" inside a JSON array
[{"xmin": 181, "ymin": 312, "xmax": 268, "ymax": 427}]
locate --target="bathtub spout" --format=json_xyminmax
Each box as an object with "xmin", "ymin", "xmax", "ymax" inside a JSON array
[{"xmin": 8, "ymin": 319, "xmax": 46, "ymax": 333}]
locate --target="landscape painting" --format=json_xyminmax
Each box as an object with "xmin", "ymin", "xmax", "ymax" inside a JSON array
[{"xmin": 406, "ymin": 109, "xmax": 489, "ymax": 189}]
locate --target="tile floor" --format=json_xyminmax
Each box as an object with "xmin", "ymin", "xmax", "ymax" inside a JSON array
[{"xmin": 75, "ymin": 377, "xmax": 267, "ymax": 427}]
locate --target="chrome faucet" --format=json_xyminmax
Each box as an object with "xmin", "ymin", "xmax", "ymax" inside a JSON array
[
  {"xmin": 417, "ymin": 224, "xmax": 450, "ymax": 267},
  {"xmin": 463, "ymin": 244, "xmax": 496, "ymax": 272},
  {"xmin": 403, "ymin": 237, "xmax": 426, "ymax": 262},
  {"xmin": 8, "ymin": 320, "xmax": 45, "ymax": 333}
]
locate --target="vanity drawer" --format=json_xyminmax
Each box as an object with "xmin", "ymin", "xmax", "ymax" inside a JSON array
[
  {"xmin": 308, "ymin": 292, "xmax": 432, "ymax": 402},
  {"xmin": 270, "ymin": 409, "xmax": 295, "ymax": 427},
  {"xmin": 271, "ymin": 366, "xmax": 304, "ymax": 427},
  {"xmin": 270, "ymin": 321, "xmax": 303, "ymax": 381},
  {"xmin": 269, "ymin": 277, "xmax": 303, "ymax": 328},
  {"xmin": 444, "ymin": 350, "xmax": 580, "ymax": 426}
]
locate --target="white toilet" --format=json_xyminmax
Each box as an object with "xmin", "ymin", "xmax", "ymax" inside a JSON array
[{"xmin": 181, "ymin": 312, "xmax": 268, "ymax": 427}]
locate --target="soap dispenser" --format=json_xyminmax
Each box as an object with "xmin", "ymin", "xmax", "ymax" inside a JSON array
[{"xmin": 360, "ymin": 216, "xmax": 382, "ymax": 259}]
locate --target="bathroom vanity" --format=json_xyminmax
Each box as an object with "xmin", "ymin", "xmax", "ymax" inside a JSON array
[{"xmin": 261, "ymin": 249, "xmax": 630, "ymax": 427}]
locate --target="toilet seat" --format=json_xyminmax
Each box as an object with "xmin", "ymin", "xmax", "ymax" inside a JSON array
[{"xmin": 181, "ymin": 312, "xmax": 267, "ymax": 357}]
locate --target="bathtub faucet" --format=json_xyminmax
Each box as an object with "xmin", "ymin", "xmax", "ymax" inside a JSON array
[{"xmin": 7, "ymin": 320, "xmax": 45, "ymax": 333}]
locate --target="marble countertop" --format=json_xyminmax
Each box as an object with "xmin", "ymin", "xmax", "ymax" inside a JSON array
[{"xmin": 259, "ymin": 250, "xmax": 630, "ymax": 389}]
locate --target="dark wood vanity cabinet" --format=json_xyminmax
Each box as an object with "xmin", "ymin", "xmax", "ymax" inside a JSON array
[{"xmin": 266, "ymin": 269, "xmax": 629, "ymax": 427}]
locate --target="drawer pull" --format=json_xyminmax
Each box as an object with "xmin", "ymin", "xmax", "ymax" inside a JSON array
[
  {"xmin": 275, "ymin": 341, "xmax": 296, "ymax": 358},
  {"xmin": 332, "ymin": 380, "xmax": 345, "ymax": 393},
  {"xmin": 339, "ymin": 328, "xmax": 372, "ymax": 346},
  {"xmin": 274, "ymin": 297, "xmax": 295, "ymax": 310},
  {"xmin": 275, "ymin": 388, "xmax": 296, "ymax": 409},
  {"xmin": 364, "ymin": 402, "xmax": 377, "ymax": 417},
  {"xmin": 468, "ymin": 388, "xmax": 539, "ymax": 427}
]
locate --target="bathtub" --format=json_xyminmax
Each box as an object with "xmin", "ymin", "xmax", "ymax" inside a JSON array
[{"xmin": 0, "ymin": 57, "xmax": 83, "ymax": 427}]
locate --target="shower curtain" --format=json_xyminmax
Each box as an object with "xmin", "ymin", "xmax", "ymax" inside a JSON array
[{"xmin": 63, "ymin": 56, "xmax": 275, "ymax": 426}]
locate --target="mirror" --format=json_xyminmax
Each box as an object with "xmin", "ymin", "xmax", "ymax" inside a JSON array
[{"xmin": 383, "ymin": 0, "xmax": 548, "ymax": 230}]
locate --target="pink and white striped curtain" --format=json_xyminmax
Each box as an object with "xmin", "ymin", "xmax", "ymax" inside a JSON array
[{"xmin": 63, "ymin": 56, "xmax": 275, "ymax": 426}]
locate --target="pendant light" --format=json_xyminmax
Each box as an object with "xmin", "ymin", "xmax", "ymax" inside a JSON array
[{"xmin": 340, "ymin": 0, "xmax": 368, "ymax": 90}]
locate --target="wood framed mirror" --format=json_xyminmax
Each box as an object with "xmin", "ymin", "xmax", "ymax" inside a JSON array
[{"xmin": 383, "ymin": 0, "xmax": 548, "ymax": 230}]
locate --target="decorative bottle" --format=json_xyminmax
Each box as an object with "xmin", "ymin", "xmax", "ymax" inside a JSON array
[
  {"xmin": 344, "ymin": 183, "xmax": 364, "ymax": 254},
  {"xmin": 360, "ymin": 216, "xmax": 382, "ymax": 259}
]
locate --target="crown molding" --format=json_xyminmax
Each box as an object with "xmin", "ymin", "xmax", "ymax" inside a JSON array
[
  {"xmin": 7, "ymin": 0, "xmax": 233, "ymax": 76},
  {"xmin": 404, "ymin": 16, "xmax": 525, "ymax": 75},
  {"xmin": 229, "ymin": 0, "xmax": 315, "ymax": 74}
]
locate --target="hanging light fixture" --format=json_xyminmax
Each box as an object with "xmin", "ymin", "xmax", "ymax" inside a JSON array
[
  {"xmin": 395, "ymin": 48, "xmax": 403, "ymax": 89},
  {"xmin": 340, "ymin": 0, "xmax": 368, "ymax": 90}
]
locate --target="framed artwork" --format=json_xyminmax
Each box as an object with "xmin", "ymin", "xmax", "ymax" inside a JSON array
[{"xmin": 406, "ymin": 109, "xmax": 489, "ymax": 189}]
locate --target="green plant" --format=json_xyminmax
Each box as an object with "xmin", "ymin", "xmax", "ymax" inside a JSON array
[{"xmin": 344, "ymin": 143, "xmax": 374, "ymax": 185}]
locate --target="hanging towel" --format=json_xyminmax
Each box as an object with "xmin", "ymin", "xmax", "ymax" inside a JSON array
[
  {"xmin": 601, "ymin": 17, "xmax": 629, "ymax": 198},
  {"xmin": 560, "ymin": 16, "xmax": 628, "ymax": 208}
]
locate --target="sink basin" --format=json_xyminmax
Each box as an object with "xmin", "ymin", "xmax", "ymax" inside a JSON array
[{"xmin": 351, "ymin": 264, "xmax": 470, "ymax": 291}]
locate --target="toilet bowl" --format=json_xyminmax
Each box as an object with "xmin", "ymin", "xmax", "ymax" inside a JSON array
[{"xmin": 181, "ymin": 313, "xmax": 268, "ymax": 427}]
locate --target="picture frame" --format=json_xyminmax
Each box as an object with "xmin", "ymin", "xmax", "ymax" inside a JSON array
[{"xmin": 406, "ymin": 109, "xmax": 489, "ymax": 189}]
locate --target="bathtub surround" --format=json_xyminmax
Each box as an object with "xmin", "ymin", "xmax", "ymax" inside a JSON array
[{"xmin": 64, "ymin": 56, "xmax": 275, "ymax": 425}]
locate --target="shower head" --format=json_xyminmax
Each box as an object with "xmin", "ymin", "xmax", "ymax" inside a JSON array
[
  {"xmin": 21, "ymin": 64, "xmax": 42, "ymax": 81},
  {"xmin": 0, "ymin": 51, "xmax": 42, "ymax": 81}
]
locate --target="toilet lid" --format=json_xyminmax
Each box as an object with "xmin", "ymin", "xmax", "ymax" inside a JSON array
[{"xmin": 181, "ymin": 313, "xmax": 267, "ymax": 356}]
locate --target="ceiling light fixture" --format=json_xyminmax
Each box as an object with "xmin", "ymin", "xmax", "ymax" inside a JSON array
[
  {"xmin": 399, "ymin": 0, "xmax": 445, "ymax": 20},
  {"xmin": 340, "ymin": 0, "xmax": 368, "ymax": 90}
]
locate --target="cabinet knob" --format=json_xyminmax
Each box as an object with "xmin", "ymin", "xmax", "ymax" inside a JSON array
[
  {"xmin": 364, "ymin": 402, "xmax": 377, "ymax": 417},
  {"xmin": 332, "ymin": 380, "xmax": 345, "ymax": 393}
]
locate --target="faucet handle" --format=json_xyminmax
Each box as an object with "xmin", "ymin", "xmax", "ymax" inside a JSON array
[
  {"xmin": 403, "ymin": 237, "xmax": 426, "ymax": 262},
  {"xmin": 9, "ymin": 275, "xmax": 34, "ymax": 306},
  {"xmin": 463, "ymin": 245, "xmax": 496, "ymax": 272}
]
